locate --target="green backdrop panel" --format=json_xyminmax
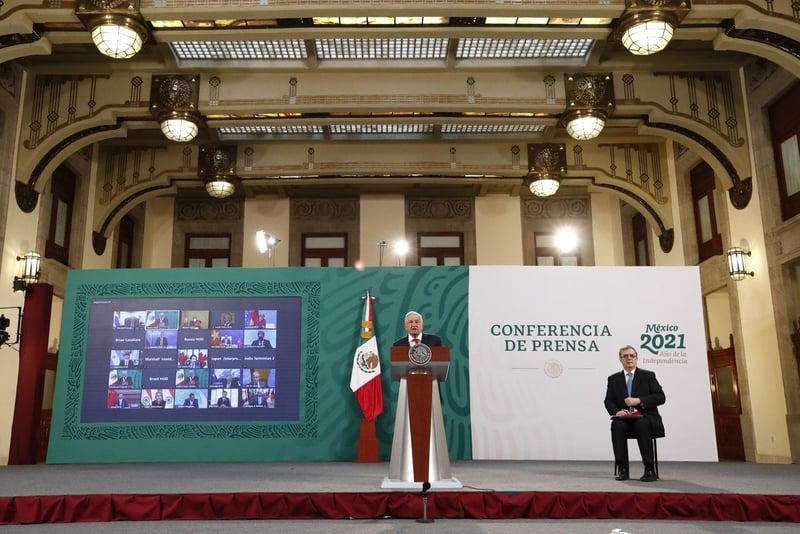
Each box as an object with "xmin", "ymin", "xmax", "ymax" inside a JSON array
[{"xmin": 48, "ymin": 266, "xmax": 470, "ymax": 463}]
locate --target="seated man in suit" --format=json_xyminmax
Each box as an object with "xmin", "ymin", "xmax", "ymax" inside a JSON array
[
  {"xmin": 120, "ymin": 351, "xmax": 137, "ymax": 368},
  {"xmin": 185, "ymin": 370, "xmax": 200, "ymax": 387},
  {"xmin": 151, "ymin": 391, "xmax": 166, "ymax": 408},
  {"xmin": 604, "ymin": 345, "xmax": 666, "ymax": 483},
  {"xmin": 251, "ymin": 370, "xmax": 266, "ymax": 387},
  {"xmin": 222, "ymin": 373, "xmax": 240, "ymax": 388},
  {"xmin": 392, "ymin": 310, "xmax": 443, "ymax": 347},
  {"xmin": 183, "ymin": 393, "xmax": 199, "ymax": 408},
  {"xmin": 216, "ymin": 390, "xmax": 231, "ymax": 407},
  {"xmin": 116, "ymin": 371, "xmax": 133, "ymax": 387},
  {"xmin": 251, "ymin": 330, "xmax": 273, "ymax": 347}
]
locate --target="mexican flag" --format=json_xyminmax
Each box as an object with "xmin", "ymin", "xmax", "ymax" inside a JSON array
[{"xmin": 349, "ymin": 291, "xmax": 384, "ymax": 421}]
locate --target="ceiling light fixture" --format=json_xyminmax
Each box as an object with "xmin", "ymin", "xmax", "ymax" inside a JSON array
[
  {"xmin": 150, "ymin": 75, "xmax": 203, "ymax": 142},
  {"xmin": 617, "ymin": 0, "xmax": 691, "ymax": 56},
  {"xmin": 76, "ymin": 0, "xmax": 148, "ymax": 59},
  {"xmin": 198, "ymin": 145, "xmax": 239, "ymax": 199},
  {"xmin": 526, "ymin": 143, "xmax": 567, "ymax": 197},
  {"xmin": 563, "ymin": 73, "xmax": 615, "ymax": 141}
]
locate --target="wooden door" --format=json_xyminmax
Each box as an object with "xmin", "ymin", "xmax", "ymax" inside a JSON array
[{"xmin": 707, "ymin": 336, "xmax": 746, "ymax": 461}]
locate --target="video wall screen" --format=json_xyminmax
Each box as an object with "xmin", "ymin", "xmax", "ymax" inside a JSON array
[{"xmin": 83, "ymin": 296, "xmax": 302, "ymax": 423}]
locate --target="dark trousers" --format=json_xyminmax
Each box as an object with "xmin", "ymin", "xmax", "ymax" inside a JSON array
[{"xmin": 611, "ymin": 417, "xmax": 655, "ymax": 469}]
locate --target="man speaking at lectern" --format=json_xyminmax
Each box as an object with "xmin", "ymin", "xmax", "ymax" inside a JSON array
[{"xmin": 393, "ymin": 311, "xmax": 443, "ymax": 347}]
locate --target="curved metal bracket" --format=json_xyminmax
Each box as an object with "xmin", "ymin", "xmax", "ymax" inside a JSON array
[
  {"xmin": 92, "ymin": 231, "xmax": 107, "ymax": 256},
  {"xmin": 24, "ymin": 123, "xmax": 123, "ymax": 193},
  {"xmin": 724, "ymin": 21, "xmax": 800, "ymax": 62},
  {"xmin": 644, "ymin": 118, "xmax": 752, "ymax": 209},
  {"xmin": 93, "ymin": 183, "xmax": 180, "ymax": 255},
  {"xmin": 14, "ymin": 181, "xmax": 39, "ymax": 213},
  {"xmin": 728, "ymin": 177, "xmax": 753, "ymax": 210},
  {"xmin": 588, "ymin": 179, "xmax": 674, "ymax": 253}
]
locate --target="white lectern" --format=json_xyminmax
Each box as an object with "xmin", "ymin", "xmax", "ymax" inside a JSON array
[{"xmin": 381, "ymin": 345, "xmax": 462, "ymax": 489}]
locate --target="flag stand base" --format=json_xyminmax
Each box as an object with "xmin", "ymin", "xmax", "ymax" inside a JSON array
[{"xmin": 356, "ymin": 419, "xmax": 379, "ymax": 463}]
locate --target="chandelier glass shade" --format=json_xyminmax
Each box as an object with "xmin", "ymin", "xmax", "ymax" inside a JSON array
[
  {"xmin": 620, "ymin": 13, "xmax": 676, "ymax": 56},
  {"xmin": 204, "ymin": 177, "xmax": 236, "ymax": 199},
  {"xmin": 159, "ymin": 112, "xmax": 200, "ymax": 142},
  {"xmin": 528, "ymin": 174, "xmax": 561, "ymax": 197},
  {"xmin": 89, "ymin": 15, "xmax": 146, "ymax": 59},
  {"xmin": 564, "ymin": 109, "xmax": 606, "ymax": 140}
]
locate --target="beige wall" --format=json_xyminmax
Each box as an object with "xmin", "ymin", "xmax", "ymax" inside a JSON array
[
  {"xmin": 589, "ymin": 192, "xmax": 623, "ymax": 266},
  {"xmin": 475, "ymin": 195, "xmax": 523, "ymax": 266},
  {"xmin": 81, "ymin": 147, "xmax": 112, "ymax": 270},
  {"xmin": 705, "ymin": 290, "xmax": 733, "ymax": 348},
  {"xmin": 360, "ymin": 195, "xmax": 406, "ymax": 267},
  {"xmin": 654, "ymin": 143, "xmax": 688, "ymax": 267},
  {"xmin": 142, "ymin": 198, "xmax": 175, "ymax": 268},
  {"xmin": 728, "ymin": 183, "xmax": 791, "ymax": 462},
  {"xmin": 243, "ymin": 196, "xmax": 290, "ymax": 267}
]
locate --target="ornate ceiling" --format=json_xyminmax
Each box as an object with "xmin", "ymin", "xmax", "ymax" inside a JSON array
[{"xmin": 1, "ymin": 1, "xmax": 799, "ymax": 250}]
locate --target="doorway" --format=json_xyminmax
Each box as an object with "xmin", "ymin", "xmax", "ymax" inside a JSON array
[{"xmin": 707, "ymin": 336, "xmax": 746, "ymax": 461}]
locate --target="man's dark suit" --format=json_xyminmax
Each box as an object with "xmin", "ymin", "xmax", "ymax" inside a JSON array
[
  {"xmin": 604, "ymin": 367, "xmax": 665, "ymax": 472},
  {"xmin": 392, "ymin": 333, "xmax": 443, "ymax": 347},
  {"xmin": 116, "ymin": 376, "xmax": 133, "ymax": 387}
]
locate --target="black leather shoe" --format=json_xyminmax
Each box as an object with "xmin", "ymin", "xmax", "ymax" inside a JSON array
[
  {"xmin": 639, "ymin": 470, "xmax": 658, "ymax": 482},
  {"xmin": 615, "ymin": 467, "xmax": 629, "ymax": 481}
]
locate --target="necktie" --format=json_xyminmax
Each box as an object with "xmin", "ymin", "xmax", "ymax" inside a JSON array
[
  {"xmin": 413, "ymin": 338, "xmax": 419, "ymax": 344},
  {"xmin": 626, "ymin": 372, "xmax": 634, "ymax": 412}
]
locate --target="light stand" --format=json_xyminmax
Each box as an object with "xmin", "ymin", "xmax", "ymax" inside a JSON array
[
  {"xmin": 0, "ymin": 307, "xmax": 23, "ymax": 346},
  {"xmin": 416, "ymin": 481, "xmax": 434, "ymax": 524},
  {"xmin": 377, "ymin": 240, "xmax": 388, "ymax": 267},
  {"xmin": 256, "ymin": 231, "xmax": 280, "ymax": 267}
]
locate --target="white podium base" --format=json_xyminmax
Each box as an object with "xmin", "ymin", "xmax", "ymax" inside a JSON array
[
  {"xmin": 387, "ymin": 374, "xmax": 454, "ymax": 484},
  {"xmin": 380, "ymin": 476, "xmax": 463, "ymax": 490}
]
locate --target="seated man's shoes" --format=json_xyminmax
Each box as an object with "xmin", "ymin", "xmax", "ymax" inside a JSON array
[
  {"xmin": 615, "ymin": 466, "xmax": 629, "ymax": 481},
  {"xmin": 639, "ymin": 469, "xmax": 658, "ymax": 482}
]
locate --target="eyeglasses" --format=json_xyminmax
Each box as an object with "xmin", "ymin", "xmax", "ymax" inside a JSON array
[{"xmin": 621, "ymin": 354, "xmax": 638, "ymax": 359}]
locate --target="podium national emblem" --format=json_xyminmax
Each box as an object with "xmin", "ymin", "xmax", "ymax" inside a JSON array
[{"xmin": 409, "ymin": 343, "xmax": 432, "ymax": 366}]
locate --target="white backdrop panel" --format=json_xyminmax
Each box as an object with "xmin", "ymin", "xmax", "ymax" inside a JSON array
[{"xmin": 468, "ymin": 266, "xmax": 718, "ymax": 462}]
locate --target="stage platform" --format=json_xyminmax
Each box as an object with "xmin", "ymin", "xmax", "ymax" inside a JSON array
[{"xmin": 1, "ymin": 460, "xmax": 798, "ymax": 528}]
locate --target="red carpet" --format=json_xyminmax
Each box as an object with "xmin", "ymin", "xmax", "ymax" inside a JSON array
[{"xmin": 2, "ymin": 490, "xmax": 799, "ymax": 524}]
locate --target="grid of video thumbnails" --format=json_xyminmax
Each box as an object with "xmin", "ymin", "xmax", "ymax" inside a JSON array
[{"xmin": 107, "ymin": 308, "xmax": 277, "ymax": 410}]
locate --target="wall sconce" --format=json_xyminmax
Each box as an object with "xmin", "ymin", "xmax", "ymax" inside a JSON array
[
  {"xmin": 256, "ymin": 231, "xmax": 281, "ymax": 267},
  {"xmin": 13, "ymin": 251, "xmax": 41, "ymax": 292},
  {"xmin": 563, "ymin": 73, "xmax": 615, "ymax": 141},
  {"xmin": 526, "ymin": 143, "xmax": 566, "ymax": 197},
  {"xmin": 150, "ymin": 75, "xmax": 202, "ymax": 142},
  {"xmin": 726, "ymin": 246, "xmax": 754, "ymax": 281},
  {"xmin": 198, "ymin": 145, "xmax": 238, "ymax": 198},
  {"xmin": 616, "ymin": 0, "xmax": 691, "ymax": 56},
  {"xmin": 75, "ymin": 0, "xmax": 148, "ymax": 59}
]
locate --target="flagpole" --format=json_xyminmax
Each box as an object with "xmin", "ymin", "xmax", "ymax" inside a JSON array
[{"xmin": 355, "ymin": 289, "xmax": 381, "ymax": 463}]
